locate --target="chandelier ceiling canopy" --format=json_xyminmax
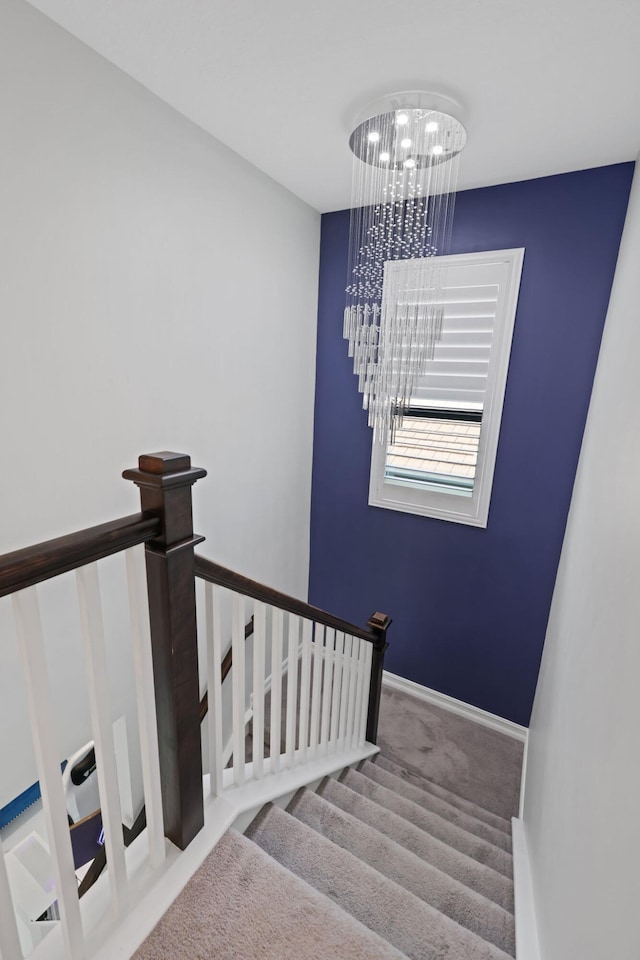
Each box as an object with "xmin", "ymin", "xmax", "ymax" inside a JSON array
[{"xmin": 344, "ymin": 91, "xmax": 467, "ymax": 441}]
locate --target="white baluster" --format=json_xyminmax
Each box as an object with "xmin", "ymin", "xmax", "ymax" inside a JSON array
[
  {"xmin": 126, "ymin": 546, "xmax": 165, "ymax": 868},
  {"xmin": 252, "ymin": 601, "xmax": 266, "ymax": 780},
  {"xmin": 231, "ymin": 592, "xmax": 246, "ymax": 787},
  {"xmin": 76, "ymin": 563, "xmax": 127, "ymax": 915},
  {"xmin": 319, "ymin": 627, "xmax": 334, "ymax": 756},
  {"xmin": 338, "ymin": 633, "xmax": 352, "ymax": 751},
  {"xmin": 308, "ymin": 623, "xmax": 323, "ymax": 759},
  {"xmin": 0, "ymin": 835, "xmax": 21, "ymax": 960},
  {"xmin": 359, "ymin": 641, "xmax": 373, "ymax": 746},
  {"xmin": 329, "ymin": 631, "xmax": 344, "ymax": 753},
  {"xmin": 285, "ymin": 614, "xmax": 300, "ymax": 768},
  {"xmin": 297, "ymin": 619, "xmax": 312, "ymax": 762},
  {"xmin": 205, "ymin": 582, "xmax": 224, "ymax": 796},
  {"xmin": 345, "ymin": 634, "xmax": 360, "ymax": 748},
  {"xmin": 270, "ymin": 607, "xmax": 284, "ymax": 773},
  {"xmin": 12, "ymin": 587, "xmax": 84, "ymax": 960},
  {"xmin": 351, "ymin": 636, "xmax": 367, "ymax": 750}
]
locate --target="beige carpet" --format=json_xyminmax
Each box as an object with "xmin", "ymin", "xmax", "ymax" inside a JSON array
[
  {"xmin": 317, "ymin": 774, "xmax": 514, "ymax": 912},
  {"xmin": 376, "ymin": 686, "xmax": 523, "ymax": 819},
  {"xmin": 288, "ymin": 784, "xmax": 514, "ymax": 952},
  {"xmin": 135, "ymin": 684, "xmax": 522, "ymax": 959},
  {"xmin": 134, "ymin": 829, "xmax": 406, "ymax": 960}
]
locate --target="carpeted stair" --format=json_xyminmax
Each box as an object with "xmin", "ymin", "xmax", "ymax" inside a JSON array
[{"xmin": 135, "ymin": 753, "xmax": 516, "ymax": 959}]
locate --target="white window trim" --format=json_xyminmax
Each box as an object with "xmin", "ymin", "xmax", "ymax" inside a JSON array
[{"xmin": 368, "ymin": 247, "xmax": 525, "ymax": 527}]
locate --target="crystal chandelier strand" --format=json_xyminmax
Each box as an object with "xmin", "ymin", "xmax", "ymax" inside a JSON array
[{"xmin": 345, "ymin": 94, "xmax": 466, "ymax": 443}]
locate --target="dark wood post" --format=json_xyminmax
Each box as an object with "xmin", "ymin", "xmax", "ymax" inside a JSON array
[
  {"xmin": 123, "ymin": 452, "xmax": 206, "ymax": 850},
  {"xmin": 365, "ymin": 612, "xmax": 392, "ymax": 745}
]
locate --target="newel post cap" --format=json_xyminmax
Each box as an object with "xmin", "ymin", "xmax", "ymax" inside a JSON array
[
  {"xmin": 367, "ymin": 611, "xmax": 392, "ymax": 632},
  {"xmin": 123, "ymin": 451, "xmax": 207, "ymax": 489},
  {"xmin": 367, "ymin": 612, "xmax": 392, "ymax": 649}
]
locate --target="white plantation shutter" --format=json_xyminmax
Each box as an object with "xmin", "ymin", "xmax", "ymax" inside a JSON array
[
  {"xmin": 370, "ymin": 248, "xmax": 525, "ymax": 528},
  {"xmin": 402, "ymin": 261, "xmax": 504, "ymax": 410}
]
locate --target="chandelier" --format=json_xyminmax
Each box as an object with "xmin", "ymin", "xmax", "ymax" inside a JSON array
[{"xmin": 344, "ymin": 92, "xmax": 467, "ymax": 441}]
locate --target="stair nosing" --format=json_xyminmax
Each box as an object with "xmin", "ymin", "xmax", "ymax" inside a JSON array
[
  {"xmin": 317, "ymin": 775, "xmax": 514, "ymax": 912},
  {"xmin": 248, "ymin": 803, "xmax": 514, "ymax": 960},
  {"xmin": 340, "ymin": 767, "xmax": 513, "ymax": 879},
  {"xmin": 373, "ymin": 754, "xmax": 513, "ymax": 834},
  {"xmin": 287, "ymin": 786, "xmax": 516, "ymax": 955},
  {"xmin": 360, "ymin": 759, "xmax": 513, "ymax": 852}
]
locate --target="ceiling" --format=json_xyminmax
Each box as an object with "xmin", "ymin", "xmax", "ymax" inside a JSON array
[{"xmin": 26, "ymin": 0, "xmax": 640, "ymax": 212}]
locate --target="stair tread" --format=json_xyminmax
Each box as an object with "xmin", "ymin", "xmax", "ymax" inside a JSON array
[
  {"xmin": 341, "ymin": 767, "xmax": 513, "ymax": 878},
  {"xmin": 134, "ymin": 829, "xmax": 408, "ymax": 960},
  {"xmin": 361, "ymin": 760, "xmax": 512, "ymax": 852},
  {"xmin": 288, "ymin": 786, "xmax": 515, "ymax": 955},
  {"xmin": 318, "ymin": 775, "xmax": 514, "ymax": 912},
  {"xmin": 375, "ymin": 754, "xmax": 512, "ymax": 835},
  {"xmin": 247, "ymin": 802, "xmax": 514, "ymax": 960}
]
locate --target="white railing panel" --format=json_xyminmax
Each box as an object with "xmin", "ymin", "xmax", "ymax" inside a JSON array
[
  {"xmin": 285, "ymin": 614, "xmax": 300, "ymax": 768},
  {"xmin": 231, "ymin": 592, "xmax": 246, "ymax": 787},
  {"xmin": 351, "ymin": 635, "xmax": 367, "ymax": 751},
  {"xmin": 308, "ymin": 623, "xmax": 323, "ymax": 759},
  {"xmin": 270, "ymin": 607, "xmax": 284, "ymax": 773},
  {"xmin": 12, "ymin": 587, "xmax": 84, "ymax": 960},
  {"xmin": 329, "ymin": 631, "xmax": 344, "ymax": 753},
  {"xmin": 198, "ymin": 586, "xmax": 375, "ymax": 791},
  {"xmin": 345, "ymin": 634, "xmax": 360, "ymax": 748},
  {"xmin": 252, "ymin": 601, "xmax": 267, "ymax": 780},
  {"xmin": 125, "ymin": 546, "xmax": 165, "ymax": 868},
  {"xmin": 205, "ymin": 582, "xmax": 224, "ymax": 796},
  {"xmin": 338, "ymin": 633, "xmax": 353, "ymax": 750},
  {"xmin": 359, "ymin": 640, "xmax": 373, "ymax": 746},
  {"xmin": 0, "ymin": 835, "xmax": 21, "ymax": 960},
  {"xmin": 298, "ymin": 619, "xmax": 312, "ymax": 762},
  {"xmin": 319, "ymin": 628, "xmax": 334, "ymax": 756},
  {"xmin": 76, "ymin": 562, "xmax": 127, "ymax": 915}
]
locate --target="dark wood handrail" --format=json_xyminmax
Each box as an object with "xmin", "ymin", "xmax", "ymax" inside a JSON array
[
  {"xmin": 195, "ymin": 554, "xmax": 380, "ymax": 645},
  {"xmin": 0, "ymin": 513, "xmax": 162, "ymax": 599}
]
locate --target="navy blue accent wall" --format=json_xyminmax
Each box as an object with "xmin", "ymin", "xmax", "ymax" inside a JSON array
[{"xmin": 309, "ymin": 164, "xmax": 634, "ymax": 727}]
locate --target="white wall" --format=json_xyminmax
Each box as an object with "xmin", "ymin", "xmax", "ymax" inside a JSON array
[
  {"xmin": 523, "ymin": 157, "xmax": 640, "ymax": 959},
  {"xmin": 0, "ymin": 0, "xmax": 319, "ymax": 807}
]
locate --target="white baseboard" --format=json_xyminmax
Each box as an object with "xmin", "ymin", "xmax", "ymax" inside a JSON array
[
  {"xmin": 518, "ymin": 729, "xmax": 529, "ymax": 820},
  {"xmin": 382, "ymin": 671, "xmax": 528, "ymax": 742},
  {"xmin": 512, "ymin": 818, "xmax": 542, "ymax": 960}
]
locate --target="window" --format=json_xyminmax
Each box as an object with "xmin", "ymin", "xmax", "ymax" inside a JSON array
[{"xmin": 369, "ymin": 248, "xmax": 524, "ymax": 527}]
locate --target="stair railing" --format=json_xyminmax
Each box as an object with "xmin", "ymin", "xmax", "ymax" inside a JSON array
[
  {"xmin": 0, "ymin": 452, "xmax": 207, "ymax": 959},
  {"xmin": 194, "ymin": 554, "xmax": 391, "ymax": 798},
  {"xmin": 0, "ymin": 514, "xmax": 167, "ymax": 960},
  {"xmin": 0, "ymin": 451, "xmax": 390, "ymax": 960},
  {"xmin": 74, "ymin": 617, "xmax": 255, "ymax": 903}
]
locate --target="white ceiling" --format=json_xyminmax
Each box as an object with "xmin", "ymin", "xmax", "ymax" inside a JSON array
[{"xmin": 26, "ymin": 0, "xmax": 640, "ymax": 212}]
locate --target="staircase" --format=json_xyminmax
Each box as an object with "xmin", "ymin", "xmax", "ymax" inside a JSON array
[
  {"xmin": 0, "ymin": 450, "xmax": 518, "ymax": 960},
  {"xmin": 134, "ymin": 752, "xmax": 515, "ymax": 960}
]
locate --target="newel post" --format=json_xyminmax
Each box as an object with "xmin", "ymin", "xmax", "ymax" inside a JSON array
[
  {"xmin": 123, "ymin": 452, "xmax": 206, "ymax": 850},
  {"xmin": 365, "ymin": 612, "xmax": 392, "ymax": 744}
]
